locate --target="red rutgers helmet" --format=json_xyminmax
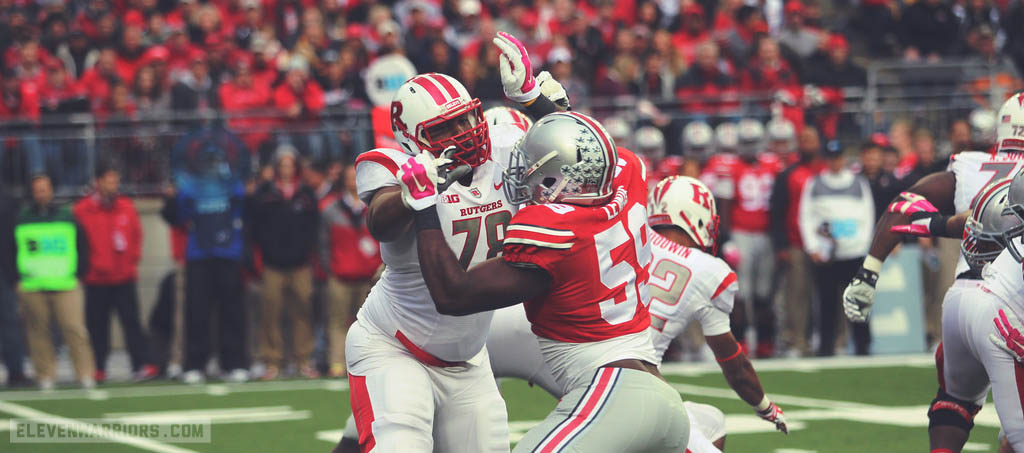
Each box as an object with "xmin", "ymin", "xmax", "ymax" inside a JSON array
[{"xmin": 390, "ymin": 73, "xmax": 491, "ymax": 167}]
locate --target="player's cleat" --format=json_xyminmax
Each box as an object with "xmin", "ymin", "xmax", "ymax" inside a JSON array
[
  {"xmin": 755, "ymin": 341, "xmax": 775, "ymax": 359},
  {"xmin": 300, "ymin": 365, "xmax": 321, "ymax": 379},
  {"xmin": 224, "ymin": 368, "xmax": 250, "ymax": 383},
  {"xmin": 38, "ymin": 378, "xmax": 55, "ymax": 391},
  {"xmin": 181, "ymin": 370, "xmax": 205, "ymax": 385},
  {"xmin": 260, "ymin": 365, "xmax": 280, "ymax": 381},
  {"xmin": 134, "ymin": 364, "xmax": 160, "ymax": 382},
  {"xmin": 80, "ymin": 377, "xmax": 96, "ymax": 389},
  {"xmin": 93, "ymin": 369, "xmax": 107, "ymax": 385}
]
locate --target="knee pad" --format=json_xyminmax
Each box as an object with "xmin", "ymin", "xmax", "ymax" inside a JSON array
[{"xmin": 928, "ymin": 388, "xmax": 982, "ymax": 432}]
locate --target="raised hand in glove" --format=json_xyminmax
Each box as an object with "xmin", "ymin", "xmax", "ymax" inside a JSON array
[
  {"xmin": 888, "ymin": 192, "xmax": 947, "ymax": 237},
  {"xmin": 535, "ymin": 71, "xmax": 570, "ymax": 110},
  {"xmin": 493, "ymin": 31, "xmax": 540, "ymax": 103}
]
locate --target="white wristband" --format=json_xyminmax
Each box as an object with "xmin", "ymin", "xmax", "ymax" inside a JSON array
[
  {"xmin": 863, "ymin": 255, "xmax": 883, "ymax": 273},
  {"xmin": 755, "ymin": 395, "xmax": 771, "ymax": 412}
]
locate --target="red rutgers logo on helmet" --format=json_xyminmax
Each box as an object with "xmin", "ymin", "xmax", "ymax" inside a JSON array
[{"xmin": 391, "ymin": 101, "xmax": 407, "ymax": 132}]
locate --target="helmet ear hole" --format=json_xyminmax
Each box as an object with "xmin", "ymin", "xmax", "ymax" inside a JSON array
[
  {"xmin": 698, "ymin": 219, "xmax": 704, "ymax": 228},
  {"xmin": 542, "ymin": 177, "xmax": 557, "ymax": 188}
]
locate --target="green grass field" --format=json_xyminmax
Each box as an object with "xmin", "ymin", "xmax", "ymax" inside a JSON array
[{"xmin": 0, "ymin": 354, "xmax": 1004, "ymax": 452}]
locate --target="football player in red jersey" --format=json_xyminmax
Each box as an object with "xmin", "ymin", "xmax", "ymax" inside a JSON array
[
  {"xmin": 398, "ymin": 111, "xmax": 691, "ymax": 451},
  {"xmin": 726, "ymin": 118, "xmax": 784, "ymax": 357}
]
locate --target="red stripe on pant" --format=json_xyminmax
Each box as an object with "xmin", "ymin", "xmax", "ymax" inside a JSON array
[
  {"xmin": 935, "ymin": 342, "xmax": 946, "ymax": 390},
  {"xmin": 349, "ymin": 374, "xmax": 376, "ymax": 452},
  {"xmin": 540, "ymin": 367, "xmax": 616, "ymax": 452}
]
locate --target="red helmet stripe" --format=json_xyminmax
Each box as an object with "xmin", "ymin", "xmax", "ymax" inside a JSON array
[
  {"xmin": 427, "ymin": 73, "xmax": 461, "ymax": 100},
  {"xmin": 412, "ymin": 76, "xmax": 447, "ymax": 105}
]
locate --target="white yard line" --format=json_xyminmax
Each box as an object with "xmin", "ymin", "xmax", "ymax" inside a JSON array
[
  {"xmin": 0, "ymin": 400, "xmax": 197, "ymax": 453},
  {"xmin": 659, "ymin": 353, "xmax": 935, "ymax": 377},
  {"xmin": 670, "ymin": 382, "xmax": 884, "ymax": 410},
  {"xmin": 0, "ymin": 380, "xmax": 349, "ymax": 402}
]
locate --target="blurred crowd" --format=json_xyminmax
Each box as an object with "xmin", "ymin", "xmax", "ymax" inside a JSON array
[{"xmin": 1, "ymin": 0, "xmax": 1022, "ymax": 187}]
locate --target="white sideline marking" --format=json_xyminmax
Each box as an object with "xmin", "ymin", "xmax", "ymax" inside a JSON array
[
  {"xmin": 105, "ymin": 406, "xmax": 311, "ymax": 424},
  {"xmin": 775, "ymin": 449, "xmax": 817, "ymax": 453},
  {"xmin": 963, "ymin": 442, "xmax": 992, "ymax": 451},
  {"xmin": 660, "ymin": 353, "xmax": 935, "ymax": 377},
  {"xmin": 0, "ymin": 380, "xmax": 349, "ymax": 402},
  {"xmin": 316, "ymin": 429, "xmax": 344, "ymax": 444},
  {"xmin": 0, "ymin": 418, "xmax": 9, "ymax": 432},
  {"xmin": 0, "ymin": 400, "xmax": 196, "ymax": 453}
]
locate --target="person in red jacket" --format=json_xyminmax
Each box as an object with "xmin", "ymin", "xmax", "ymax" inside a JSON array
[
  {"xmin": 73, "ymin": 163, "xmax": 158, "ymax": 383},
  {"xmin": 318, "ymin": 164, "xmax": 381, "ymax": 378},
  {"xmin": 272, "ymin": 56, "xmax": 325, "ymax": 157},
  {"xmin": 219, "ymin": 56, "xmax": 272, "ymax": 153}
]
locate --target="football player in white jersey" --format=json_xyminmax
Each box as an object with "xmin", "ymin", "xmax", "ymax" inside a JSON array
[
  {"xmin": 344, "ymin": 71, "xmax": 526, "ymax": 452},
  {"xmin": 895, "ymin": 169, "xmax": 1024, "ymax": 453},
  {"xmin": 843, "ymin": 92, "xmax": 1024, "ymax": 325}
]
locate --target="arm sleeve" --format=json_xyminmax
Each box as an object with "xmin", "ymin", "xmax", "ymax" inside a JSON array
[
  {"xmin": 769, "ymin": 167, "xmax": 791, "ymax": 250},
  {"xmin": 522, "ymin": 94, "xmax": 560, "ymax": 119},
  {"xmin": 697, "ymin": 304, "xmax": 733, "ymax": 337},
  {"xmin": 355, "ymin": 159, "xmax": 400, "ymax": 205},
  {"xmin": 798, "ymin": 178, "xmax": 819, "ymax": 255}
]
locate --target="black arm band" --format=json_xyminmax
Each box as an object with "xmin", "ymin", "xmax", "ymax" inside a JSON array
[
  {"xmin": 414, "ymin": 206, "xmax": 442, "ymax": 232},
  {"xmin": 929, "ymin": 215, "xmax": 950, "ymax": 238},
  {"xmin": 523, "ymin": 94, "xmax": 559, "ymax": 119}
]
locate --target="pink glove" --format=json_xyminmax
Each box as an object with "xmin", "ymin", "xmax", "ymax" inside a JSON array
[
  {"xmin": 888, "ymin": 192, "xmax": 945, "ymax": 237},
  {"xmin": 398, "ymin": 152, "xmax": 439, "ymax": 212},
  {"xmin": 991, "ymin": 308, "xmax": 1024, "ymax": 362}
]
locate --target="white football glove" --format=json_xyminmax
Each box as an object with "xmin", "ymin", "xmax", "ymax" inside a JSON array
[
  {"xmin": 843, "ymin": 266, "xmax": 879, "ymax": 323},
  {"xmin": 536, "ymin": 70, "xmax": 570, "ymax": 109},
  {"xmin": 493, "ymin": 31, "xmax": 540, "ymax": 103},
  {"xmin": 756, "ymin": 400, "xmax": 789, "ymax": 434}
]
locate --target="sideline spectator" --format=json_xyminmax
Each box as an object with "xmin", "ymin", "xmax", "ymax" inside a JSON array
[
  {"xmin": 0, "ymin": 190, "xmax": 29, "ymax": 387},
  {"xmin": 859, "ymin": 139, "xmax": 902, "ymax": 220},
  {"xmin": 900, "ymin": 0, "xmax": 959, "ymax": 61},
  {"xmin": 14, "ymin": 174, "xmax": 95, "ymax": 389},
  {"xmin": 249, "ymin": 147, "xmax": 320, "ymax": 379},
  {"xmin": 675, "ymin": 41, "xmax": 738, "ymax": 114},
  {"xmin": 769, "ymin": 125, "xmax": 825, "ymax": 357},
  {"xmin": 778, "ymin": 1, "xmax": 822, "ymax": 60},
  {"xmin": 798, "ymin": 141, "xmax": 874, "ymax": 356},
  {"xmin": 164, "ymin": 149, "xmax": 249, "ymax": 384},
  {"xmin": 319, "ymin": 164, "xmax": 381, "ymax": 378},
  {"xmin": 73, "ymin": 163, "xmax": 158, "ymax": 383}
]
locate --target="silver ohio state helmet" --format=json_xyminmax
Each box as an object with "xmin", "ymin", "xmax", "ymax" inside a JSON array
[
  {"xmin": 483, "ymin": 106, "xmax": 533, "ymax": 132},
  {"xmin": 996, "ymin": 92, "xmax": 1024, "ymax": 153},
  {"xmin": 963, "ymin": 179, "xmax": 1019, "ymax": 269},
  {"xmin": 503, "ymin": 111, "xmax": 618, "ymax": 206},
  {"xmin": 1000, "ymin": 168, "xmax": 1024, "ymax": 261},
  {"xmin": 715, "ymin": 122, "xmax": 739, "ymax": 153},
  {"xmin": 634, "ymin": 126, "xmax": 666, "ymax": 161},
  {"xmin": 737, "ymin": 118, "xmax": 765, "ymax": 158},
  {"xmin": 648, "ymin": 175, "xmax": 719, "ymax": 252},
  {"xmin": 390, "ymin": 73, "xmax": 490, "ymax": 166},
  {"xmin": 683, "ymin": 121, "xmax": 714, "ymax": 159}
]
